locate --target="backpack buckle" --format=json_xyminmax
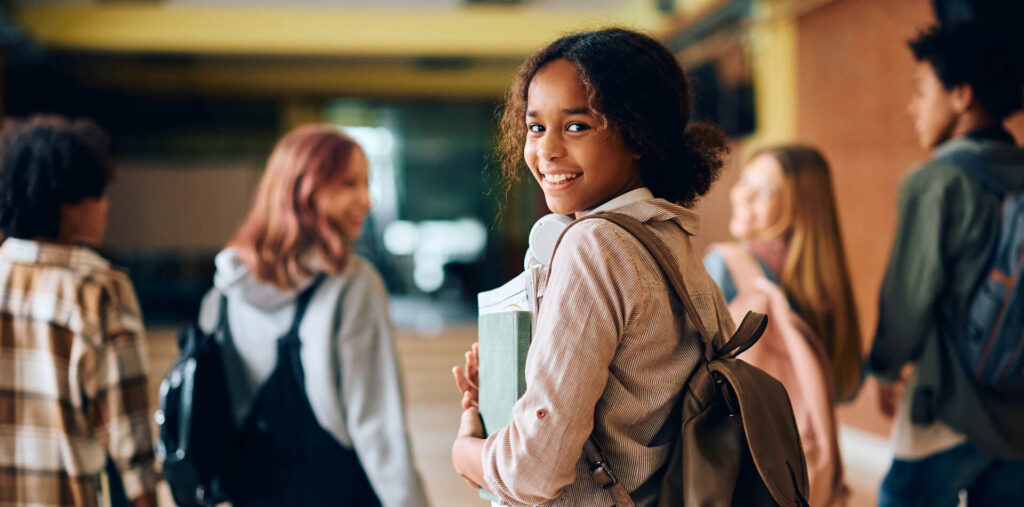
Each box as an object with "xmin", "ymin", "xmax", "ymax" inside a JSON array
[
  {"xmin": 590, "ymin": 460, "xmax": 618, "ymax": 489},
  {"xmin": 712, "ymin": 371, "xmax": 739, "ymax": 415}
]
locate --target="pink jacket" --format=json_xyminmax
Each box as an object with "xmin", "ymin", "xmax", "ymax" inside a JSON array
[{"xmin": 711, "ymin": 243, "xmax": 848, "ymax": 507}]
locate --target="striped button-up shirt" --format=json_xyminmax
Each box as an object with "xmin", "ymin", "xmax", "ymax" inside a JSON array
[
  {"xmin": 482, "ymin": 199, "xmax": 736, "ymax": 506},
  {"xmin": 0, "ymin": 238, "xmax": 157, "ymax": 506}
]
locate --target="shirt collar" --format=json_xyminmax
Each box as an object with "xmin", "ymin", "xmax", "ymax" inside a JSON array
[
  {"xmin": 0, "ymin": 238, "xmax": 110, "ymax": 272},
  {"xmin": 582, "ymin": 187, "xmax": 656, "ymax": 215},
  {"xmin": 578, "ymin": 187, "xmax": 701, "ymax": 235},
  {"xmin": 609, "ymin": 198, "xmax": 702, "ymax": 236}
]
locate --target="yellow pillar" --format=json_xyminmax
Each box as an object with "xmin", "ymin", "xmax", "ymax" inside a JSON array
[{"xmin": 748, "ymin": 0, "xmax": 798, "ymax": 146}]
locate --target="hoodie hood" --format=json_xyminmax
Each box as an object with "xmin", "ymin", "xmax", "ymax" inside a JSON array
[
  {"xmin": 935, "ymin": 136, "xmax": 1024, "ymax": 190},
  {"xmin": 214, "ymin": 247, "xmax": 319, "ymax": 310}
]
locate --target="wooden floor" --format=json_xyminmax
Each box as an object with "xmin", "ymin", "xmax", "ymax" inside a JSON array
[{"xmin": 146, "ymin": 324, "xmax": 882, "ymax": 506}]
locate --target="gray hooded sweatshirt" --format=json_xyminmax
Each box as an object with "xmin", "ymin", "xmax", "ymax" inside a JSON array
[{"xmin": 198, "ymin": 248, "xmax": 429, "ymax": 507}]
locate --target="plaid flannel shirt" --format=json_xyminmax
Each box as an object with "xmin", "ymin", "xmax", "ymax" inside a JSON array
[{"xmin": 0, "ymin": 238, "xmax": 158, "ymax": 506}]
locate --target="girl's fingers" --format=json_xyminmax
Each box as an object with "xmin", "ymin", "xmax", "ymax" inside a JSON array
[
  {"xmin": 465, "ymin": 348, "xmax": 479, "ymax": 385},
  {"xmin": 453, "ymin": 365, "xmax": 479, "ymax": 395},
  {"xmin": 462, "ymin": 391, "xmax": 480, "ymax": 411},
  {"xmin": 453, "ymin": 366, "xmax": 470, "ymax": 394}
]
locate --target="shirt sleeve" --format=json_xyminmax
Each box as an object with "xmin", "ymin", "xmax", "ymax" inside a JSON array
[
  {"xmin": 86, "ymin": 278, "xmax": 159, "ymax": 500},
  {"xmin": 869, "ymin": 168, "xmax": 952, "ymax": 381},
  {"xmin": 338, "ymin": 262, "xmax": 430, "ymax": 507},
  {"xmin": 703, "ymin": 249, "xmax": 738, "ymax": 303},
  {"xmin": 482, "ymin": 221, "xmax": 648, "ymax": 505}
]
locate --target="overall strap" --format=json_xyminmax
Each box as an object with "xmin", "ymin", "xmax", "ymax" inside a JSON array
[
  {"xmin": 283, "ymin": 273, "xmax": 327, "ymax": 340},
  {"xmin": 216, "ymin": 293, "xmax": 229, "ymax": 331}
]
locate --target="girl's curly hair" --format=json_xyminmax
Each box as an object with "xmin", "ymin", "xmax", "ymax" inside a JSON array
[{"xmin": 497, "ymin": 28, "xmax": 728, "ymax": 207}]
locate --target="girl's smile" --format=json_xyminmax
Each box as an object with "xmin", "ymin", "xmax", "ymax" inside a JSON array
[{"xmin": 523, "ymin": 58, "xmax": 642, "ymax": 216}]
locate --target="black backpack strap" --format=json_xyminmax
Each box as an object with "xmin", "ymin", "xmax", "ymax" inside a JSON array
[
  {"xmin": 940, "ymin": 150, "xmax": 1008, "ymax": 197},
  {"xmin": 284, "ymin": 273, "xmax": 327, "ymax": 340}
]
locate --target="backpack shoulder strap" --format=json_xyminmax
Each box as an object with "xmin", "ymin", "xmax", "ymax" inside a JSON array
[
  {"xmin": 552, "ymin": 212, "xmax": 719, "ymax": 360},
  {"xmin": 583, "ymin": 438, "xmax": 635, "ymax": 507},
  {"xmin": 710, "ymin": 243, "xmax": 766, "ymax": 295}
]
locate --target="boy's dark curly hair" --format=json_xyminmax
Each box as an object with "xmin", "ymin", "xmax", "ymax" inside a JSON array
[
  {"xmin": 0, "ymin": 115, "xmax": 113, "ymax": 239},
  {"xmin": 909, "ymin": 22, "xmax": 1024, "ymax": 121},
  {"xmin": 497, "ymin": 27, "xmax": 728, "ymax": 207}
]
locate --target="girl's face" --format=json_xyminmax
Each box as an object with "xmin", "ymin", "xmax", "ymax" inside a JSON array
[
  {"xmin": 317, "ymin": 147, "xmax": 371, "ymax": 241},
  {"xmin": 729, "ymin": 154, "xmax": 787, "ymax": 240},
  {"xmin": 523, "ymin": 58, "xmax": 641, "ymax": 216}
]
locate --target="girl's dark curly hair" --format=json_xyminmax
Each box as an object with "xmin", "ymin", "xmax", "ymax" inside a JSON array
[
  {"xmin": 0, "ymin": 115, "xmax": 113, "ymax": 239},
  {"xmin": 497, "ymin": 28, "xmax": 728, "ymax": 206}
]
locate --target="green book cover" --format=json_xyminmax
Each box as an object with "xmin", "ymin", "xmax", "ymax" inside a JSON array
[{"xmin": 477, "ymin": 310, "xmax": 532, "ymax": 502}]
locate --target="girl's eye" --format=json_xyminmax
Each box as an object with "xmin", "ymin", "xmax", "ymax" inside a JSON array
[
  {"xmin": 566, "ymin": 122, "xmax": 589, "ymax": 132},
  {"xmin": 528, "ymin": 123, "xmax": 545, "ymax": 133}
]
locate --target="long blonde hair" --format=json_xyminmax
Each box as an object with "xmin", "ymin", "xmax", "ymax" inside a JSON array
[{"xmin": 751, "ymin": 145, "xmax": 862, "ymax": 402}]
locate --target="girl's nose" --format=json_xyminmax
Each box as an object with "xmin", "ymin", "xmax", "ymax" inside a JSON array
[
  {"xmin": 360, "ymin": 186, "xmax": 372, "ymax": 212},
  {"xmin": 538, "ymin": 132, "xmax": 566, "ymax": 160}
]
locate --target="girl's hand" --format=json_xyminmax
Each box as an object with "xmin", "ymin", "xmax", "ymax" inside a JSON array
[
  {"xmin": 452, "ymin": 342, "xmax": 479, "ymax": 410},
  {"xmin": 453, "ymin": 406, "xmax": 486, "ymax": 488},
  {"xmin": 458, "ymin": 406, "xmax": 485, "ymax": 440}
]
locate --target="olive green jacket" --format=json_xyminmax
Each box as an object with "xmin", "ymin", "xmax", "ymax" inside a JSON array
[{"xmin": 869, "ymin": 133, "xmax": 1024, "ymax": 459}]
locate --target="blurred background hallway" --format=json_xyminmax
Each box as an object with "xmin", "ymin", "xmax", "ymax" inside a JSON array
[{"xmin": 3, "ymin": 0, "xmax": 1022, "ymax": 504}]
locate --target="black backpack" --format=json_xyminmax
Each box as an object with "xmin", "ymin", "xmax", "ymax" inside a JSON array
[{"xmin": 156, "ymin": 295, "xmax": 234, "ymax": 506}]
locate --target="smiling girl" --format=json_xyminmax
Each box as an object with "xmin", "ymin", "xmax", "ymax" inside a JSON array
[
  {"xmin": 451, "ymin": 29, "xmax": 735, "ymax": 506},
  {"xmin": 703, "ymin": 145, "xmax": 862, "ymax": 506}
]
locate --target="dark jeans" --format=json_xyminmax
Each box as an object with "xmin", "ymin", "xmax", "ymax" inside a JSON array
[{"xmin": 879, "ymin": 442, "xmax": 1024, "ymax": 507}]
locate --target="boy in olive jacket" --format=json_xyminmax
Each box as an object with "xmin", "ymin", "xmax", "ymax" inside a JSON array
[{"xmin": 869, "ymin": 22, "xmax": 1024, "ymax": 506}]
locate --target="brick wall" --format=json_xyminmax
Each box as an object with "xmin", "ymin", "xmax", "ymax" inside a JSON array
[{"xmin": 795, "ymin": 0, "xmax": 1024, "ymax": 433}]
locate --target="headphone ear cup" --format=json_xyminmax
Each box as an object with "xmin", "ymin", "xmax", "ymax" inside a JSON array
[{"xmin": 528, "ymin": 213, "xmax": 573, "ymax": 268}]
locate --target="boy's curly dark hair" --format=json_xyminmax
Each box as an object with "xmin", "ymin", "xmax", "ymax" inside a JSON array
[
  {"xmin": 909, "ymin": 22, "xmax": 1024, "ymax": 121},
  {"xmin": 497, "ymin": 27, "xmax": 729, "ymax": 207},
  {"xmin": 0, "ymin": 115, "xmax": 113, "ymax": 239}
]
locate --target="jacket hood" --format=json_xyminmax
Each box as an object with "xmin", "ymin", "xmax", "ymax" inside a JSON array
[
  {"xmin": 213, "ymin": 248, "xmax": 319, "ymax": 310},
  {"xmin": 936, "ymin": 137, "xmax": 1024, "ymax": 190}
]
